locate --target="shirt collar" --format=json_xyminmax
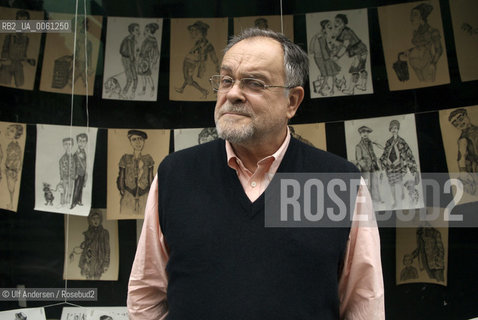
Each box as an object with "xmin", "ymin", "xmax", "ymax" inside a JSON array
[{"xmin": 226, "ymin": 127, "xmax": 291, "ymax": 174}]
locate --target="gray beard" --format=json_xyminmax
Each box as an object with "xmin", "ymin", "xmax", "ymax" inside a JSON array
[
  {"xmin": 216, "ymin": 121, "xmax": 254, "ymax": 144},
  {"xmin": 215, "ymin": 103, "xmax": 255, "ymax": 143}
]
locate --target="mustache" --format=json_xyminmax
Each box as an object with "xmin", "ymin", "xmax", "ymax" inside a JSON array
[{"xmin": 218, "ymin": 103, "xmax": 252, "ymax": 117}]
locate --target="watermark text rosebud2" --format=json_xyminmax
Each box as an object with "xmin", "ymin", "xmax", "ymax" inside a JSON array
[{"xmin": 265, "ymin": 173, "xmax": 476, "ymax": 228}]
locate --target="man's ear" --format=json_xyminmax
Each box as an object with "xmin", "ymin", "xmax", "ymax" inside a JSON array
[{"xmin": 286, "ymin": 86, "xmax": 305, "ymax": 119}]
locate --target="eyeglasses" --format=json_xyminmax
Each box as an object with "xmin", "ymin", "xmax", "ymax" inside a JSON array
[{"xmin": 209, "ymin": 75, "xmax": 294, "ymax": 96}]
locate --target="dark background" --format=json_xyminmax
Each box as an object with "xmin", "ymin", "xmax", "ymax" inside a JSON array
[{"xmin": 0, "ymin": 0, "xmax": 477, "ymax": 318}]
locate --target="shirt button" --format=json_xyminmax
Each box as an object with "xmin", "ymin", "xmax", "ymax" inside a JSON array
[{"xmin": 251, "ymin": 181, "xmax": 257, "ymax": 188}]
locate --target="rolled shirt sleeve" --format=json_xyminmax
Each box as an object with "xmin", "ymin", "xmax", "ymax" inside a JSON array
[
  {"xmin": 127, "ymin": 175, "xmax": 169, "ymax": 320},
  {"xmin": 338, "ymin": 179, "xmax": 385, "ymax": 320}
]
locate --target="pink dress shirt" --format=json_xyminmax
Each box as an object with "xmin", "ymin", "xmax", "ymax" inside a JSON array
[{"xmin": 128, "ymin": 133, "xmax": 385, "ymax": 320}]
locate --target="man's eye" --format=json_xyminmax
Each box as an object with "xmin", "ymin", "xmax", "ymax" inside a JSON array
[
  {"xmin": 221, "ymin": 77, "xmax": 233, "ymax": 86},
  {"xmin": 245, "ymin": 79, "xmax": 264, "ymax": 89}
]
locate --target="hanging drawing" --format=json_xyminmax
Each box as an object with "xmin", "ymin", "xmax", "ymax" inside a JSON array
[
  {"xmin": 0, "ymin": 7, "xmax": 42, "ymax": 91},
  {"xmin": 449, "ymin": 0, "xmax": 478, "ymax": 82},
  {"xmin": 345, "ymin": 114, "xmax": 424, "ymax": 211},
  {"xmin": 378, "ymin": 0, "xmax": 450, "ymax": 91},
  {"xmin": 64, "ymin": 209, "xmax": 119, "ymax": 280},
  {"xmin": 306, "ymin": 8, "xmax": 373, "ymax": 99},
  {"xmin": 0, "ymin": 121, "xmax": 26, "ymax": 213},
  {"xmin": 107, "ymin": 128, "xmax": 169, "ymax": 220},
  {"xmin": 35, "ymin": 124, "xmax": 97, "ymax": 215},
  {"xmin": 174, "ymin": 127, "xmax": 218, "ymax": 151},
  {"xmin": 0, "ymin": 307, "xmax": 46, "ymax": 319},
  {"xmin": 439, "ymin": 105, "xmax": 478, "ymax": 204},
  {"xmin": 169, "ymin": 18, "xmax": 228, "ymax": 101},
  {"xmin": 233, "ymin": 15, "xmax": 294, "ymax": 40},
  {"xmin": 289, "ymin": 123, "xmax": 327, "ymax": 150},
  {"xmin": 61, "ymin": 307, "xmax": 129, "ymax": 320},
  {"xmin": 39, "ymin": 13, "xmax": 102, "ymax": 96},
  {"xmin": 396, "ymin": 207, "xmax": 448, "ymax": 286},
  {"xmin": 103, "ymin": 17, "xmax": 163, "ymax": 101}
]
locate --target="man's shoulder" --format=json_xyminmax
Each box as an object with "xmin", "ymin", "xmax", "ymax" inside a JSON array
[{"xmin": 160, "ymin": 139, "xmax": 224, "ymax": 168}]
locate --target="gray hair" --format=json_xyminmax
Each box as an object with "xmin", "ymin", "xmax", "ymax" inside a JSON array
[{"xmin": 224, "ymin": 28, "xmax": 309, "ymax": 88}]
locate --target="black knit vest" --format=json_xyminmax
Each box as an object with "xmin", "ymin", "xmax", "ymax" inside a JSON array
[{"xmin": 157, "ymin": 137, "xmax": 358, "ymax": 320}]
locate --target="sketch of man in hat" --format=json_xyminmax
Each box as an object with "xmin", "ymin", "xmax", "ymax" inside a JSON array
[
  {"xmin": 449, "ymin": 108, "xmax": 478, "ymax": 173},
  {"xmin": 117, "ymin": 129, "xmax": 154, "ymax": 214},
  {"xmin": 175, "ymin": 20, "xmax": 219, "ymax": 98},
  {"xmin": 355, "ymin": 125, "xmax": 383, "ymax": 202}
]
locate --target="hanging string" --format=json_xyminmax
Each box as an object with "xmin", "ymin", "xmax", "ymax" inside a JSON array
[
  {"xmin": 63, "ymin": 0, "xmax": 81, "ymax": 305},
  {"xmin": 280, "ymin": 0, "xmax": 284, "ymax": 34}
]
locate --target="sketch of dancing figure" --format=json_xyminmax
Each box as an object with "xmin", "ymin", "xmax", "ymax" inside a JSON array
[
  {"xmin": 77, "ymin": 210, "xmax": 110, "ymax": 280},
  {"xmin": 309, "ymin": 19, "xmax": 341, "ymax": 96},
  {"xmin": 399, "ymin": 3, "xmax": 443, "ymax": 82},
  {"xmin": 119, "ymin": 23, "xmax": 140, "ymax": 98},
  {"xmin": 117, "ymin": 130, "xmax": 154, "ymax": 214},
  {"xmin": 410, "ymin": 225, "xmax": 445, "ymax": 282},
  {"xmin": 137, "ymin": 23, "xmax": 160, "ymax": 97},
  {"xmin": 175, "ymin": 20, "xmax": 219, "ymax": 98},
  {"xmin": 5, "ymin": 124, "xmax": 23, "ymax": 210},
  {"xmin": 379, "ymin": 120, "xmax": 419, "ymax": 208},
  {"xmin": 333, "ymin": 13, "xmax": 368, "ymax": 94},
  {"xmin": 70, "ymin": 133, "xmax": 88, "ymax": 209},
  {"xmin": 355, "ymin": 126, "xmax": 383, "ymax": 203},
  {"xmin": 0, "ymin": 10, "xmax": 36, "ymax": 87}
]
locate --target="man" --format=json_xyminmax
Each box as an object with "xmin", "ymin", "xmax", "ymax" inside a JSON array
[
  {"xmin": 355, "ymin": 125, "xmax": 382, "ymax": 203},
  {"xmin": 128, "ymin": 28, "xmax": 384, "ymax": 319},
  {"xmin": 448, "ymin": 108, "xmax": 478, "ymax": 172},
  {"xmin": 70, "ymin": 133, "xmax": 88, "ymax": 209},
  {"xmin": 59, "ymin": 137, "xmax": 75, "ymax": 206},
  {"xmin": 120, "ymin": 23, "xmax": 140, "ymax": 98},
  {"xmin": 116, "ymin": 130, "xmax": 154, "ymax": 214}
]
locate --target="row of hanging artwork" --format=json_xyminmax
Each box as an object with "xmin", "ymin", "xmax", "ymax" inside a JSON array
[
  {"xmin": 1, "ymin": 104, "xmax": 477, "ymax": 217},
  {"xmin": 0, "ymin": 0, "xmax": 476, "ymax": 100}
]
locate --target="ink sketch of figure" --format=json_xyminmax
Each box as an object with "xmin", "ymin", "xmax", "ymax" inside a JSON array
[
  {"xmin": 309, "ymin": 19, "xmax": 341, "ymax": 96},
  {"xmin": 78, "ymin": 210, "xmax": 110, "ymax": 280},
  {"xmin": 0, "ymin": 129, "xmax": 3, "ymax": 183},
  {"xmin": 70, "ymin": 133, "xmax": 88, "ymax": 209},
  {"xmin": 254, "ymin": 18, "xmax": 269, "ymax": 30},
  {"xmin": 175, "ymin": 20, "xmax": 219, "ymax": 99},
  {"xmin": 380, "ymin": 120, "xmax": 419, "ymax": 208},
  {"xmin": 355, "ymin": 126, "xmax": 383, "ymax": 203},
  {"xmin": 119, "ymin": 23, "xmax": 140, "ymax": 99},
  {"xmin": 137, "ymin": 22, "xmax": 160, "ymax": 97},
  {"xmin": 400, "ymin": 253, "xmax": 418, "ymax": 281},
  {"xmin": 401, "ymin": 3, "xmax": 443, "ymax": 82},
  {"xmin": 197, "ymin": 127, "xmax": 218, "ymax": 145},
  {"xmin": 448, "ymin": 108, "xmax": 478, "ymax": 172},
  {"xmin": 58, "ymin": 137, "xmax": 75, "ymax": 206},
  {"xmin": 117, "ymin": 130, "xmax": 154, "ymax": 214},
  {"xmin": 333, "ymin": 13, "xmax": 369, "ymax": 94},
  {"xmin": 73, "ymin": 17, "xmax": 93, "ymax": 87},
  {"xmin": 0, "ymin": 10, "xmax": 35, "ymax": 87},
  {"xmin": 410, "ymin": 225, "xmax": 445, "ymax": 282},
  {"xmin": 5, "ymin": 124, "xmax": 23, "ymax": 210}
]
